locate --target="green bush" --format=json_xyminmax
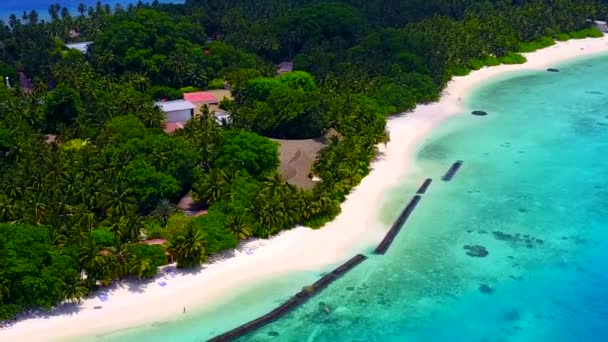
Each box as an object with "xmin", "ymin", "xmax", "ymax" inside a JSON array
[
  {"xmin": 128, "ymin": 244, "xmax": 168, "ymax": 278},
  {"xmin": 208, "ymin": 79, "xmax": 225, "ymax": 89},
  {"xmin": 568, "ymin": 27, "xmax": 603, "ymax": 39},
  {"xmin": 468, "ymin": 58, "xmax": 485, "ymax": 70},
  {"xmin": 481, "ymin": 55, "xmax": 500, "ymax": 67},
  {"xmin": 144, "ymin": 219, "xmax": 164, "ymax": 239},
  {"xmin": 163, "ymin": 212, "xmax": 194, "ymax": 239},
  {"xmin": 178, "ymin": 86, "xmax": 198, "ymax": 93},
  {"xmin": 449, "ymin": 66, "xmax": 471, "ymax": 77},
  {"xmin": 192, "ymin": 205, "xmax": 238, "ymax": 255},
  {"xmin": 499, "ymin": 52, "xmax": 527, "ymax": 65},
  {"xmin": 517, "ymin": 36, "xmax": 555, "ymax": 53},
  {"xmin": 554, "ymin": 33, "xmax": 570, "ymax": 41},
  {"xmin": 146, "ymin": 85, "xmax": 183, "ymax": 100},
  {"xmin": 90, "ymin": 228, "xmax": 114, "ymax": 247}
]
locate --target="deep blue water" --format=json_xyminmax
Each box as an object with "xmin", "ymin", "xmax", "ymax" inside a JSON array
[{"xmin": 0, "ymin": 0, "xmax": 183, "ymax": 21}]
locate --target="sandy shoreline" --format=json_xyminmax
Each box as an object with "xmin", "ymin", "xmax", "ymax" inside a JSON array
[{"xmin": 2, "ymin": 36, "xmax": 607, "ymax": 342}]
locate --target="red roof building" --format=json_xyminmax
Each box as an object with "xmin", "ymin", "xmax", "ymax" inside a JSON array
[{"xmin": 183, "ymin": 91, "xmax": 219, "ymax": 105}]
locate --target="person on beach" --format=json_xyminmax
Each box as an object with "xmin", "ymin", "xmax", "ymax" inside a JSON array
[{"xmin": 183, "ymin": 306, "xmax": 186, "ymax": 314}]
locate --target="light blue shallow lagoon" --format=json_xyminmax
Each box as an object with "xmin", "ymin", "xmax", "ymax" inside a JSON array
[{"xmin": 96, "ymin": 54, "xmax": 608, "ymax": 341}]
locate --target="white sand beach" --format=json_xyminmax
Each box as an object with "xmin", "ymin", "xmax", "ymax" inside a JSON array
[{"xmin": 2, "ymin": 36, "xmax": 607, "ymax": 342}]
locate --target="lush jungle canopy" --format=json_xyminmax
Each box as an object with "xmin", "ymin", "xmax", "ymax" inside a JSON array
[{"xmin": 0, "ymin": 0, "xmax": 606, "ymax": 320}]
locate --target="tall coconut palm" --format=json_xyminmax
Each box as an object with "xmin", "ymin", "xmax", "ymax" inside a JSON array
[
  {"xmin": 193, "ymin": 169, "xmax": 230, "ymax": 204},
  {"xmin": 151, "ymin": 198, "xmax": 175, "ymax": 227},
  {"xmin": 77, "ymin": 3, "xmax": 87, "ymax": 18},
  {"xmin": 62, "ymin": 279, "xmax": 88, "ymax": 303},
  {"xmin": 226, "ymin": 214, "xmax": 251, "ymax": 240},
  {"xmin": 168, "ymin": 225, "xmax": 205, "ymax": 268}
]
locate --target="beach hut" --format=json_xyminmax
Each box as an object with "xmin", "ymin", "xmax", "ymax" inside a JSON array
[
  {"xmin": 594, "ymin": 20, "xmax": 608, "ymax": 32},
  {"xmin": 277, "ymin": 62, "xmax": 294, "ymax": 75}
]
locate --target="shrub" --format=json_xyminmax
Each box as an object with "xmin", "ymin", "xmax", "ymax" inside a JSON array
[
  {"xmin": 128, "ymin": 244, "xmax": 168, "ymax": 278},
  {"xmin": 517, "ymin": 36, "xmax": 555, "ymax": 53},
  {"xmin": 192, "ymin": 205, "xmax": 238, "ymax": 255},
  {"xmin": 449, "ymin": 66, "xmax": 471, "ymax": 77},
  {"xmin": 146, "ymin": 85, "xmax": 183, "ymax": 100},
  {"xmin": 90, "ymin": 228, "xmax": 114, "ymax": 247},
  {"xmin": 468, "ymin": 58, "xmax": 485, "ymax": 70},
  {"xmin": 554, "ymin": 33, "xmax": 570, "ymax": 41},
  {"xmin": 163, "ymin": 212, "xmax": 194, "ymax": 239},
  {"xmin": 568, "ymin": 27, "xmax": 603, "ymax": 39},
  {"xmin": 144, "ymin": 219, "xmax": 164, "ymax": 239},
  {"xmin": 499, "ymin": 52, "xmax": 527, "ymax": 65},
  {"xmin": 208, "ymin": 79, "xmax": 225, "ymax": 89},
  {"xmin": 481, "ymin": 55, "xmax": 500, "ymax": 67},
  {"xmin": 178, "ymin": 86, "xmax": 198, "ymax": 93}
]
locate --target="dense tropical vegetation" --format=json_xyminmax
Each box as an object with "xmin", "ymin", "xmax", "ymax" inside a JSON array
[{"xmin": 0, "ymin": 0, "xmax": 607, "ymax": 321}]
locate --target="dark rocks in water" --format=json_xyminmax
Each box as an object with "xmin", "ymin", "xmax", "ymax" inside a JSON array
[
  {"xmin": 493, "ymin": 231, "xmax": 514, "ymax": 241},
  {"xmin": 504, "ymin": 309, "xmax": 521, "ymax": 322},
  {"xmin": 517, "ymin": 208, "xmax": 527, "ymax": 213},
  {"xmin": 561, "ymin": 236, "xmax": 569, "ymax": 240},
  {"xmin": 268, "ymin": 331, "xmax": 280, "ymax": 337},
  {"xmin": 547, "ymin": 68, "xmax": 559, "ymax": 72},
  {"xmin": 464, "ymin": 245, "xmax": 489, "ymax": 257},
  {"xmin": 471, "ymin": 110, "xmax": 488, "ymax": 116},
  {"xmin": 507, "ymin": 255, "xmax": 515, "ymax": 259},
  {"xmin": 479, "ymin": 284, "xmax": 493, "ymax": 294},
  {"xmin": 346, "ymin": 286, "xmax": 355, "ymax": 291},
  {"xmin": 536, "ymin": 239, "xmax": 544, "ymax": 244},
  {"xmin": 526, "ymin": 244, "xmax": 534, "ymax": 249},
  {"xmin": 509, "ymin": 275, "xmax": 524, "ymax": 282},
  {"xmin": 585, "ymin": 91, "xmax": 604, "ymax": 95}
]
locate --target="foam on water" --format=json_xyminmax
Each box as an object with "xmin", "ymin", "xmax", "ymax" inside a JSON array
[{"xmin": 97, "ymin": 54, "xmax": 608, "ymax": 341}]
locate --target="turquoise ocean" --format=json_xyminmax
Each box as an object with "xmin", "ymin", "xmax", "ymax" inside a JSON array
[{"xmin": 96, "ymin": 54, "xmax": 608, "ymax": 341}]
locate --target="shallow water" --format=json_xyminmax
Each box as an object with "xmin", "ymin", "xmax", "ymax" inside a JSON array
[{"xmin": 98, "ymin": 54, "xmax": 608, "ymax": 341}]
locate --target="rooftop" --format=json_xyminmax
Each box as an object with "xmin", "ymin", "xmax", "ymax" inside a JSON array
[
  {"xmin": 183, "ymin": 91, "xmax": 219, "ymax": 104},
  {"xmin": 155, "ymin": 100, "xmax": 196, "ymax": 112},
  {"xmin": 163, "ymin": 121, "xmax": 186, "ymax": 134},
  {"xmin": 65, "ymin": 41, "xmax": 93, "ymax": 53},
  {"xmin": 277, "ymin": 61, "xmax": 294, "ymax": 75}
]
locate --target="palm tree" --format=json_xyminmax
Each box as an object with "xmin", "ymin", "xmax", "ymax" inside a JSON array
[
  {"xmin": 151, "ymin": 198, "xmax": 175, "ymax": 227},
  {"xmin": 193, "ymin": 169, "xmax": 229, "ymax": 204},
  {"xmin": 226, "ymin": 214, "xmax": 251, "ymax": 240},
  {"xmin": 77, "ymin": 3, "xmax": 87, "ymax": 18},
  {"xmin": 168, "ymin": 224, "xmax": 205, "ymax": 268},
  {"xmin": 62, "ymin": 279, "xmax": 88, "ymax": 303},
  {"xmin": 48, "ymin": 4, "xmax": 59, "ymax": 22},
  {"xmin": 130, "ymin": 258, "xmax": 152, "ymax": 280}
]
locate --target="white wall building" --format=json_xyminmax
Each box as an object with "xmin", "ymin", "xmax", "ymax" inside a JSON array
[
  {"xmin": 155, "ymin": 100, "xmax": 195, "ymax": 123},
  {"xmin": 65, "ymin": 41, "xmax": 93, "ymax": 54},
  {"xmin": 214, "ymin": 110, "xmax": 232, "ymax": 126}
]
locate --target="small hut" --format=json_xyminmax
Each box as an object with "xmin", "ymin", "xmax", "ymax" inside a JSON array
[{"xmin": 277, "ymin": 62, "xmax": 293, "ymax": 75}]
